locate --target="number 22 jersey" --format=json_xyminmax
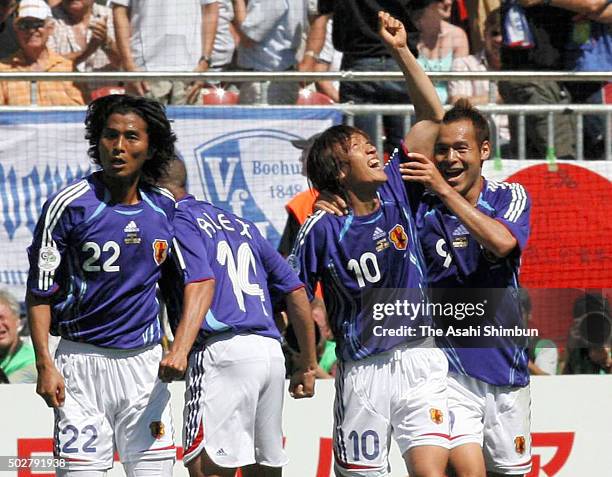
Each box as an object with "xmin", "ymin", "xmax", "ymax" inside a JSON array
[{"xmin": 27, "ymin": 172, "xmax": 175, "ymax": 349}]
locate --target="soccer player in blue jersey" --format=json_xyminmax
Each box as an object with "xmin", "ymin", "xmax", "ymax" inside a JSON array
[
  {"xmin": 291, "ymin": 12, "xmax": 450, "ymax": 477},
  {"xmin": 400, "ymin": 100, "xmax": 532, "ymax": 477},
  {"xmin": 156, "ymin": 158, "xmax": 317, "ymax": 477},
  {"xmin": 26, "ymin": 95, "xmax": 183, "ymax": 477},
  {"xmin": 321, "ymin": 103, "xmax": 533, "ymax": 476}
]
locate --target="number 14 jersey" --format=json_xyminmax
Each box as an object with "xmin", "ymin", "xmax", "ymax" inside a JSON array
[{"xmin": 164, "ymin": 195, "xmax": 304, "ymax": 343}]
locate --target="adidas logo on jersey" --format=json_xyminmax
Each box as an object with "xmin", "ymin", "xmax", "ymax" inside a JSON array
[
  {"xmin": 453, "ymin": 224, "xmax": 469, "ymax": 236},
  {"xmin": 372, "ymin": 227, "xmax": 386, "ymax": 241},
  {"xmin": 124, "ymin": 221, "xmax": 140, "ymax": 233},
  {"xmin": 216, "ymin": 448, "xmax": 228, "ymax": 456},
  {"xmin": 124, "ymin": 220, "xmax": 141, "ymax": 245}
]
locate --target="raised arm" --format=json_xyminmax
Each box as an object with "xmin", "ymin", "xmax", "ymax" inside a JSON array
[{"xmin": 378, "ymin": 11, "xmax": 444, "ymax": 124}]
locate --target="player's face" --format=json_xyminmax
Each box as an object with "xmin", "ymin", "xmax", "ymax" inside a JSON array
[
  {"xmin": 98, "ymin": 112, "xmax": 150, "ymax": 183},
  {"xmin": 0, "ymin": 303, "xmax": 19, "ymax": 354},
  {"xmin": 339, "ymin": 133, "xmax": 387, "ymax": 191},
  {"xmin": 434, "ymin": 119, "xmax": 490, "ymax": 200}
]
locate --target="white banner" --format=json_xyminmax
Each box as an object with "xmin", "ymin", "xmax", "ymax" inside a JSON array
[
  {"xmin": 1, "ymin": 376, "xmax": 612, "ymax": 476},
  {"xmin": 0, "ymin": 107, "xmax": 341, "ymax": 300}
]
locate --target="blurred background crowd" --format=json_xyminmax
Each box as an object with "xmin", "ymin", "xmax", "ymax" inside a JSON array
[{"xmin": 0, "ymin": 0, "xmax": 610, "ymax": 158}]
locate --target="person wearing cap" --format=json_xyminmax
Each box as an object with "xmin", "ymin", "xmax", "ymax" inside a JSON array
[{"xmin": 0, "ymin": 0, "xmax": 85, "ymax": 105}]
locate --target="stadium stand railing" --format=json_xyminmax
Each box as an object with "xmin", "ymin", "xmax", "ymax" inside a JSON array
[{"xmin": 0, "ymin": 70, "xmax": 610, "ymax": 161}]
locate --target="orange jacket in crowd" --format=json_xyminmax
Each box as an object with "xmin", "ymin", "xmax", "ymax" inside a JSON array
[
  {"xmin": 285, "ymin": 188, "xmax": 319, "ymax": 226},
  {"xmin": 0, "ymin": 49, "xmax": 85, "ymax": 106},
  {"xmin": 285, "ymin": 188, "xmax": 324, "ymax": 299}
]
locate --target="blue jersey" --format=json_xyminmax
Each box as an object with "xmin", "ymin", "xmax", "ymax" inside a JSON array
[
  {"xmin": 416, "ymin": 179, "xmax": 531, "ymax": 386},
  {"xmin": 27, "ymin": 172, "xmax": 175, "ymax": 349},
  {"xmin": 164, "ymin": 195, "xmax": 303, "ymax": 343},
  {"xmin": 291, "ymin": 154, "xmax": 429, "ymax": 362}
]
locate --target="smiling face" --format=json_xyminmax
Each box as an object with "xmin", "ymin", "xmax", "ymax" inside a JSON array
[
  {"xmin": 339, "ymin": 133, "xmax": 387, "ymax": 193},
  {"xmin": 14, "ymin": 16, "xmax": 52, "ymax": 54},
  {"xmin": 98, "ymin": 112, "xmax": 150, "ymax": 185},
  {"xmin": 0, "ymin": 302, "xmax": 19, "ymax": 358},
  {"xmin": 434, "ymin": 119, "xmax": 490, "ymax": 203}
]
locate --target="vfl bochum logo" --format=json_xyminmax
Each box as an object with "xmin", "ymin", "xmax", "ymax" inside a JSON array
[{"xmin": 194, "ymin": 129, "xmax": 308, "ymax": 245}]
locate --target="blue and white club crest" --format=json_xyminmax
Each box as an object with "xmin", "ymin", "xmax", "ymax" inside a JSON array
[{"xmin": 195, "ymin": 129, "xmax": 309, "ymax": 247}]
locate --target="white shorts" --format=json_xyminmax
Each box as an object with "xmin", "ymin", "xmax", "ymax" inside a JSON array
[
  {"xmin": 448, "ymin": 373, "xmax": 532, "ymax": 475},
  {"xmin": 53, "ymin": 339, "xmax": 175, "ymax": 471},
  {"xmin": 182, "ymin": 334, "xmax": 288, "ymax": 469},
  {"xmin": 334, "ymin": 346, "xmax": 449, "ymax": 477}
]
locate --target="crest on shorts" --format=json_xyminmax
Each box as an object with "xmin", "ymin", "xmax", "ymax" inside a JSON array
[
  {"xmin": 389, "ymin": 224, "xmax": 408, "ymax": 250},
  {"xmin": 429, "ymin": 408, "xmax": 444, "ymax": 425},
  {"xmin": 514, "ymin": 436, "xmax": 526, "ymax": 455},
  {"xmin": 150, "ymin": 421, "xmax": 165, "ymax": 439},
  {"xmin": 152, "ymin": 239, "xmax": 168, "ymax": 265}
]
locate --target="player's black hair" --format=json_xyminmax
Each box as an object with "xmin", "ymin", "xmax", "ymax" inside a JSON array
[
  {"xmin": 443, "ymin": 98, "xmax": 490, "ymax": 146},
  {"xmin": 157, "ymin": 155, "xmax": 187, "ymax": 192},
  {"xmin": 306, "ymin": 125, "xmax": 369, "ymax": 196},
  {"xmin": 84, "ymin": 94, "xmax": 177, "ymax": 183}
]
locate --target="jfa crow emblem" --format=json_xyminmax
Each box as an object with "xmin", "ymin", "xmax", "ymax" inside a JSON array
[
  {"xmin": 429, "ymin": 408, "xmax": 444, "ymax": 425},
  {"xmin": 152, "ymin": 239, "xmax": 168, "ymax": 265},
  {"xmin": 389, "ymin": 224, "xmax": 408, "ymax": 250},
  {"xmin": 150, "ymin": 421, "xmax": 165, "ymax": 439}
]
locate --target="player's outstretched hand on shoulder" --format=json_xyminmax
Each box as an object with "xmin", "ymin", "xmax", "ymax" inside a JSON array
[
  {"xmin": 314, "ymin": 190, "xmax": 348, "ymax": 216},
  {"xmin": 378, "ymin": 11, "xmax": 407, "ymax": 50},
  {"xmin": 289, "ymin": 368, "xmax": 316, "ymax": 399},
  {"xmin": 158, "ymin": 351, "xmax": 188, "ymax": 383},
  {"xmin": 36, "ymin": 363, "xmax": 65, "ymax": 408}
]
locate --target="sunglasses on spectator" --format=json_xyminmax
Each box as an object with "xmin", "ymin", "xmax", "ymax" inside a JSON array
[{"xmin": 16, "ymin": 18, "xmax": 46, "ymax": 31}]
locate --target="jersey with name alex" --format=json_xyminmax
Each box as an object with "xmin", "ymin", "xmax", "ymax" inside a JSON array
[
  {"xmin": 292, "ymin": 153, "xmax": 429, "ymax": 362},
  {"xmin": 27, "ymin": 172, "xmax": 175, "ymax": 349},
  {"xmin": 169, "ymin": 195, "xmax": 303, "ymax": 342},
  {"xmin": 416, "ymin": 179, "xmax": 531, "ymax": 387}
]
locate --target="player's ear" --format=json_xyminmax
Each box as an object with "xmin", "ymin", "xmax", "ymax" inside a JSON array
[{"xmin": 480, "ymin": 140, "xmax": 491, "ymax": 162}]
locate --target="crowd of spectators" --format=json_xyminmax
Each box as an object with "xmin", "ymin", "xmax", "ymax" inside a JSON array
[{"xmin": 0, "ymin": 0, "xmax": 609, "ymax": 156}]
